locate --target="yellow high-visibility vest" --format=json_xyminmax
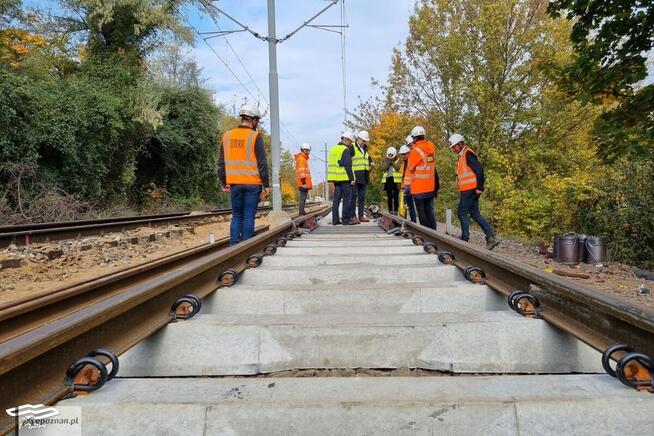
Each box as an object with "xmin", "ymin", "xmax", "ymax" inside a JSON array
[{"xmin": 328, "ymin": 144, "xmax": 349, "ymax": 182}]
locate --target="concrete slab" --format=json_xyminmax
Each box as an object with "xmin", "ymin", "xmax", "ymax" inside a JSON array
[
  {"xmin": 116, "ymin": 312, "xmax": 603, "ymax": 376},
  {"xmin": 261, "ymin": 253, "xmax": 439, "ymax": 267},
  {"xmin": 238, "ymin": 264, "xmax": 461, "ymax": 285},
  {"xmin": 285, "ymin": 239, "xmax": 414, "ymax": 247},
  {"xmin": 275, "ymin": 246, "xmax": 422, "ymax": 255},
  {"xmin": 60, "ymin": 376, "xmax": 654, "ymax": 436},
  {"xmin": 204, "ymin": 284, "xmax": 506, "ymax": 314}
]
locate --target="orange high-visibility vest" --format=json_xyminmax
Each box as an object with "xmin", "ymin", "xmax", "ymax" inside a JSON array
[
  {"xmin": 456, "ymin": 146, "xmax": 478, "ymax": 191},
  {"xmin": 294, "ymin": 152, "xmax": 313, "ymax": 189},
  {"xmin": 408, "ymin": 140, "xmax": 436, "ymax": 195},
  {"xmin": 401, "ymin": 162, "xmax": 413, "ymax": 189},
  {"xmin": 221, "ymin": 127, "xmax": 262, "ymax": 185}
]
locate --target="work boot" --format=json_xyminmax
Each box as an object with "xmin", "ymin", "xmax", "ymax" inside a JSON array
[
  {"xmin": 350, "ymin": 216, "xmax": 360, "ymax": 224},
  {"xmin": 486, "ymin": 235, "xmax": 500, "ymax": 250},
  {"xmin": 359, "ymin": 216, "xmax": 369, "ymax": 222}
]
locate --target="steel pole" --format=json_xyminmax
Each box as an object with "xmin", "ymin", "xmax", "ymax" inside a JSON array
[{"xmin": 267, "ymin": 0, "xmax": 282, "ymax": 211}]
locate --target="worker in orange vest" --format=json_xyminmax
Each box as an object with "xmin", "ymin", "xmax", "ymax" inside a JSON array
[
  {"xmin": 294, "ymin": 143, "xmax": 313, "ymax": 215},
  {"xmin": 217, "ymin": 104, "xmax": 271, "ymax": 246},
  {"xmin": 448, "ymin": 133, "xmax": 499, "ymax": 250},
  {"xmin": 406, "ymin": 126, "xmax": 439, "ymax": 229},
  {"xmin": 399, "ymin": 144, "xmax": 417, "ymax": 222}
]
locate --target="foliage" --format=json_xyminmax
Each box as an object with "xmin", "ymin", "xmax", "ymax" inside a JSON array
[
  {"xmin": 548, "ymin": 0, "xmax": 654, "ymax": 161},
  {"xmin": 280, "ymin": 149, "xmax": 297, "ymax": 204},
  {"xmin": 573, "ymin": 158, "xmax": 654, "ymax": 269}
]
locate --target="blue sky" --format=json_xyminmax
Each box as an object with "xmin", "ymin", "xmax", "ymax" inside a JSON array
[{"xmin": 186, "ymin": 0, "xmax": 415, "ymax": 183}]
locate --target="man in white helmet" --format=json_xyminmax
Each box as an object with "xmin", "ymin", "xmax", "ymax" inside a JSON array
[
  {"xmin": 406, "ymin": 126, "xmax": 439, "ymax": 229},
  {"xmin": 349, "ymin": 130, "xmax": 373, "ymax": 223},
  {"xmin": 218, "ymin": 104, "xmax": 271, "ymax": 245},
  {"xmin": 327, "ymin": 130, "xmax": 356, "ymax": 225},
  {"xmin": 448, "ymin": 133, "xmax": 499, "ymax": 250},
  {"xmin": 399, "ymin": 145, "xmax": 417, "ymax": 222},
  {"xmin": 294, "ymin": 143, "xmax": 312, "ymax": 216}
]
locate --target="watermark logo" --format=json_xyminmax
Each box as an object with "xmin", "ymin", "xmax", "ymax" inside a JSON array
[
  {"xmin": 6, "ymin": 404, "xmax": 81, "ymax": 435},
  {"xmin": 6, "ymin": 404, "xmax": 60, "ymax": 421}
]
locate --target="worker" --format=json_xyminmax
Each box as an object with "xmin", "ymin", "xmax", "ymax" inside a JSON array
[
  {"xmin": 294, "ymin": 143, "xmax": 312, "ymax": 216},
  {"xmin": 328, "ymin": 130, "xmax": 356, "ymax": 225},
  {"xmin": 448, "ymin": 134, "xmax": 499, "ymax": 250},
  {"xmin": 406, "ymin": 126, "xmax": 438, "ymax": 230},
  {"xmin": 218, "ymin": 104, "xmax": 271, "ymax": 246},
  {"xmin": 350, "ymin": 130, "xmax": 373, "ymax": 223},
  {"xmin": 380, "ymin": 147, "xmax": 402, "ymax": 215},
  {"xmin": 399, "ymin": 145, "xmax": 417, "ymax": 222}
]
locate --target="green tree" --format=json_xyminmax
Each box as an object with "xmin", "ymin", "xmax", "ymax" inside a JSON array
[{"xmin": 548, "ymin": 0, "xmax": 654, "ymax": 161}]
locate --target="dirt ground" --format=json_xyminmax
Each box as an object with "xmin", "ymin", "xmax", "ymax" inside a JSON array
[
  {"xmin": 0, "ymin": 212, "xmax": 274, "ymax": 304},
  {"xmin": 438, "ymin": 224, "xmax": 654, "ymax": 309}
]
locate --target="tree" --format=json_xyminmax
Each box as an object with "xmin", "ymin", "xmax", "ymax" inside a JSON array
[
  {"xmin": 548, "ymin": 0, "xmax": 654, "ymax": 161},
  {"xmin": 280, "ymin": 149, "xmax": 297, "ymax": 204}
]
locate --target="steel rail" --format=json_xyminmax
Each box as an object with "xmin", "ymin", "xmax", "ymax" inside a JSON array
[
  {"xmin": 0, "ymin": 205, "xmax": 331, "ymax": 435},
  {"xmin": 0, "ymin": 204, "xmax": 307, "ymax": 247},
  {"xmin": 379, "ymin": 213, "xmax": 654, "ymax": 358}
]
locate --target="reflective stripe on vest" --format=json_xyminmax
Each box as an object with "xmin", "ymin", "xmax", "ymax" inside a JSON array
[
  {"xmin": 222, "ymin": 128, "xmax": 262, "ymax": 185},
  {"xmin": 456, "ymin": 147, "xmax": 478, "ymax": 191},
  {"xmin": 328, "ymin": 144, "xmax": 349, "ymax": 182},
  {"xmin": 409, "ymin": 141, "xmax": 436, "ymax": 195},
  {"xmin": 352, "ymin": 146, "xmax": 367, "ymax": 172}
]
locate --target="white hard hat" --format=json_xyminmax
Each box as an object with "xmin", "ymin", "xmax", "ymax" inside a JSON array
[
  {"xmin": 239, "ymin": 104, "xmax": 261, "ymax": 118},
  {"xmin": 386, "ymin": 146, "xmax": 397, "ymax": 157},
  {"xmin": 300, "ymin": 143, "xmax": 311, "ymax": 151},
  {"xmin": 448, "ymin": 133, "xmax": 465, "ymax": 147},
  {"xmin": 405, "ymin": 135, "xmax": 414, "ymax": 145},
  {"xmin": 411, "ymin": 126, "xmax": 426, "ymax": 137},
  {"xmin": 341, "ymin": 130, "xmax": 355, "ymax": 142},
  {"xmin": 399, "ymin": 145, "xmax": 410, "ymax": 154},
  {"xmin": 357, "ymin": 130, "xmax": 370, "ymax": 142}
]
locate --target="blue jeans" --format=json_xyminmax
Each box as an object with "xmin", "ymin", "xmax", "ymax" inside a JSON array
[
  {"xmin": 404, "ymin": 186, "xmax": 417, "ymax": 222},
  {"xmin": 332, "ymin": 182, "xmax": 352, "ymax": 224},
  {"xmin": 457, "ymin": 189, "xmax": 493, "ymax": 240},
  {"xmin": 229, "ymin": 184, "xmax": 262, "ymax": 246}
]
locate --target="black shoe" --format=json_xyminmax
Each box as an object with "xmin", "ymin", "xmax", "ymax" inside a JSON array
[
  {"xmin": 332, "ymin": 221, "xmax": 342, "ymax": 225},
  {"xmin": 460, "ymin": 237, "xmax": 469, "ymax": 242},
  {"xmin": 486, "ymin": 235, "xmax": 500, "ymax": 250},
  {"xmin": 343, "ymin": 221, "xmax": 356, "ymax": 225}
]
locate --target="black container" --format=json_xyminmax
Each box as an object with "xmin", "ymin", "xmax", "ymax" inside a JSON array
[
  {"xmin": 553, "ymin": 234, "xmax": 561, "ymax": 260},
  {"xmin": 558, "ymin": 234, "xmax": 579, "ymax": 265},
  {"xmin": 585, "ymin": 236, "xmax": 607, "ymax": 265},
  {"xmin": 576, "ymin": 234, "xmax": 588, "ymax": 263}
]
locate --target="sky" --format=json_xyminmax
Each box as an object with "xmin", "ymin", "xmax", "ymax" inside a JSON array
[{"xmin": 187, "ymin": 0, "xmax": 415, "ymax": 184}]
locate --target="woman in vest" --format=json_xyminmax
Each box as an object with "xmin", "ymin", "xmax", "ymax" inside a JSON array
[
  {"xmin": 448, "ymin": 133, "xmax": 499, "ymax": 250},
  {"xmin": 380, "ymin": 147, "xmax": 402, "ymax": 215}
]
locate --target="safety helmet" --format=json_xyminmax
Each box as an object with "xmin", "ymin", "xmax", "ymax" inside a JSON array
[
  {"xmin": 399, "ymin": 145, "xmax": 410, "ymax": 154},
  {"xmin": 448, "ymin": 133, "xmax": 465, "ymax": 147},
  {"xmin": 341, "ymin": 130, "xmax": 356, "ymax": 142},
  {"xmin": 386, "ymin": 146, "xmax": 397, "ymax": 157},
  {"xmin": 300, "ymin": 143, "xmax": 311, "ymax": 151},
  {"xmin": 410, "ymin": 126, "xmax": 426, "ymax": 137},
  {"xmin": 239, "ymin": 104, "xmax": 261, "ymax": 119},
  {"xmin": 357, "ymin": 130, "xmax": 370, "ymax": 142},
  {"xmin": 405, "ymin": 135, "xmax": 414, "ymax": 145}
]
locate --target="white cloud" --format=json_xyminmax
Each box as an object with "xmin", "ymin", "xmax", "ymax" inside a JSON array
[{"xmin": 190, "ymin": 0, "xmax": 414, "ymax": 180}]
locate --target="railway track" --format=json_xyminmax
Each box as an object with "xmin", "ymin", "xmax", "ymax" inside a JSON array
[
  {"xmin": 1, "ymin": 208, "xmax": 653, "ymax": 435},
  {"xmin": 0, "ymin": 204, "xmax": 302, "ymax": 248}
]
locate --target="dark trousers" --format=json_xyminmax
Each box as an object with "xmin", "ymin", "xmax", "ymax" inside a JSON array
[
  {"xmin": 332, "ymin": 182, "xmax": 352, "ymax": 224},
  {"xmin": 298, "ymin": 188, "xmax": 309, "ymax": 215},
  {"xmin": 403, "ymin": 186, "xmax": 417, "ymax": 222},
  {"xmin": 415, "ymin": 196, "xmax": 436, "ymax": 230},
  {"xmin": 457, "ymin": 189, "xmax": 493, "ymax": 240},
  {"xmin": 229, "ymin": 184, "xmax": 262, "ymax": 246},
  {"xmin": 384, "ymin": 177, "xmax": 399, "ymax": 213},
  {"xmin": 350, "ymin": 183, "xmax": 367, "ymax": 218}
]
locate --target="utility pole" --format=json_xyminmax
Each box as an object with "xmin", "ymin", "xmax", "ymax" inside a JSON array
[
  {"xmin": 324, "ymin": 142, "xmax": 329, "ymax": 201},
  {"xmin": 203, "ymin": 0, "xmax": 344, "ymax": 212},
  {"xmin": 267, "ymin": 0, "xmax": 282, "ymax": 211}
]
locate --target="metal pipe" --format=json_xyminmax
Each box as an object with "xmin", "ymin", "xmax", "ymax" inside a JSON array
[{"xmin": 267, "ymin": 0, "xmax": 282, "ymax": 211}]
